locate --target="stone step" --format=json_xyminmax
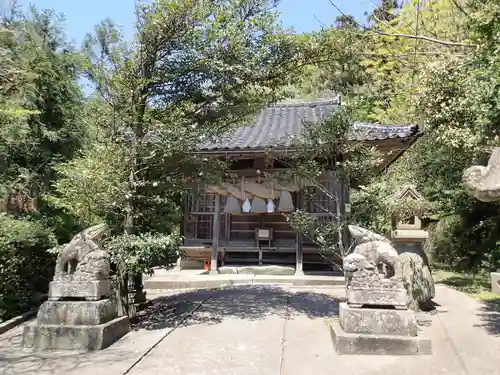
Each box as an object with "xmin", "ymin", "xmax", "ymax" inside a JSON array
[
  {"xmin": 36, "ymin": 300, "xmax": 117, "ymax": 325},
  {"xmin": 329, "ymin": 320, "xmax": 432, "ymax": 355},
  {"xmin": 22, "ymin": 315, "xmax": 130, "ymax": 351},
  {"xmin": 144, "ymin": 274, "xmax": 345, "ymax": 291},
  {"xmin": 218, "ymin": 265, "xmax": 296, "ymax": 275},
  {"xmin": 339, "ymin": 302, "xmax": 418, "ymax": 337}
]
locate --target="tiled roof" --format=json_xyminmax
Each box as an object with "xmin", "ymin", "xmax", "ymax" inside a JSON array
[{"xmin": 199, "ymin": 99, "xmax": 421, "ymax": 152}]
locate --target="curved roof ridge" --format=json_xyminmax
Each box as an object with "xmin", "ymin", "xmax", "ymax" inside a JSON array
[
  {"xmin": 273, "ymin": 97, "xmax": 341, "ymax": 108},
  {"xmin": 198, "ymin": 100, "xmax": 422, "ymax": 151}
]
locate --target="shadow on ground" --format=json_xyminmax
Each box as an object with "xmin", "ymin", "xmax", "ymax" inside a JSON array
[
  {"xmin": 435, "ymin": 275, "xmax": 500, "ymax": 336},
  {"xmin": 437, "ymin": 276, "xmax": 490, "ymax": 293},
  {"xmin": 133, "ymin": 285, "xmax": 341, "ymax": 331},
  {"xmin": 0, "ymin": 327, "xmax": 135, "ymax": 375},
  {"xmin": 0, "ymin": 286, "xmax": 341, "ymax": 375},
  {"xmin": 475, "ymin": 298, "xmax": 500, "ymax": 336}
]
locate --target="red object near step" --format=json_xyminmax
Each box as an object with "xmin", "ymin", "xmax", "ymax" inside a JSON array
[{"xmin": 204, "ymin": 260, "xmax": 210, "ymax": 271}]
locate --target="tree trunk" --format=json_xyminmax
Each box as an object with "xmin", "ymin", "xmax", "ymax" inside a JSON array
[
  {"xmin": 116, "ymin": 273, "xmax": 129, "ymax": 317},
  {"xmin": 122, "ymin": 128, "xmax": 137, "ymax": 315}
]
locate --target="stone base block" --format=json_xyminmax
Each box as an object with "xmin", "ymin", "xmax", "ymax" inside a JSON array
[
  {"xmin": 218, "ymin": 265, "xmax": 296, "ymax": 276},
  {"xmin": 491, "ymin": 272, "xmax": 500, "ymax": 294},
  {"xmin": 179, "ymin": 258, "xmax": 204, "ymax": 270},
  {"xmin": 49, "ymin": 279, "xmax": 111, "ymax": 301},
  {"xmin": 37, "ymin": 300, "xmax": 117, "ymax": 325},
  {"xmin": 22, "ymin": 316, "xmax": 129, "ymax": 351},
  {"xmin": 329, "ymin": 320, "xmax": 432, "ymax": 355},
  {"xmin": 339, "ymin": 303, "xmax": 418, "ymax": 336},
  {"xmin": 347, "ymin": 287, "xmax": 407, "ymax": 308}
]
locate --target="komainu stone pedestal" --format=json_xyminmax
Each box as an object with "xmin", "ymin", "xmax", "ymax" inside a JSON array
[
  {"xmin": 48, "ymin": 279, "xmax": 111, "ymax": 301},
  {"xmin": 331, "ymin": 265, "xmax": 432, "ymax": 355},
  {"xmin": 22, "ymin": 279, "xmax": 130, "ymax": 351},
  {"xmin": 338, "ymin": 302, "xmax": 418, "ymax": 336},
  {"xmin": 22, "ymin": 315, "xmax": 129, "ymax": 351},
  {"xmin": 346, "ymin": 279, "xmax": 408, "ymax": 309},
  {"xmin": 330, "ymin": 303, "xmax": 431, "ymax": 355}
]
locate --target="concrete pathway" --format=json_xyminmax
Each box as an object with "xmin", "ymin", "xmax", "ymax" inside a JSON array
[{"xmin": 1, "ymin": 285, "xmax": 499, "ymax": 375}]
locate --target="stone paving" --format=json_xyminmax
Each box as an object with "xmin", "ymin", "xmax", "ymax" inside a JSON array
[
  {"xmin": 142, "ymin": 268, "xmax": 345, "ymax": 290},
  {"xmin": 1, "ymin": 284, "xmax": 499, "ymax": 375}
]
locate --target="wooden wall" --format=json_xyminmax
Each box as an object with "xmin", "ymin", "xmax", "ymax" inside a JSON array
[{"xmin": 182, "ymin": 166, "xmax": 348, "ymax": 250}]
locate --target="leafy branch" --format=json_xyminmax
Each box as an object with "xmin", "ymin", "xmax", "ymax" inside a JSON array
[{"xmin": 327, "ymin": 0, "xmax": 473, "ymax": 48}]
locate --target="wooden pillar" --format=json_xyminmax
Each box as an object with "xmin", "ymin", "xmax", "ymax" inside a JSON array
[
  {"xmin": 295, "ymin": 191, "xmax": 304, "ymax": 276},
  {"xmin": 295, "ymin": 232, "xmax": 304, "ymax": 275},
  {"xmin": 342, "ymin": 178, "xmax": 351, "ymax": 254},
  {"xmin": 210, "ymin": 194, "xmax": 221, "ymax": 275}
]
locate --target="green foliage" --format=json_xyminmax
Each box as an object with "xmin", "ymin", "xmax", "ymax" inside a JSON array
[
  {"xmin": 288, "ymin": 26, "xmax": 369, "ymax": 99},
  {"xmin": 349, "ymin": 181, "xmax": 434, "ymax": 235},
  {"xmin": 50, "ymin": 0, "xmax": 319, "ymax": 282},
  {"xmin": 0, "ymin": 4, "xmax": 88, "ymax": 319},
  {"xmin": 369, "ymin": 0, "xmax": 400, "ymax": 24},
  {"xmin": 291, "ymin": 0, "xmax": 500, "ymax": 275},
  {"xmin": 0, "ymin": 26, "xmax": 36, "ymax": 128},
  {"xmin": 428, "ymin": 204, "xmax": 500, "ymax": 273},
  {"xmin": 0, "ymin": 6, "xmax": 87, "ymax": 237},
  {"xmin": 106, "ymin": 231, "xmax": 183, "ymax": 277},
  {"xmin": 403, "ymin": 0, "xmax": 500, "ymax": 272},
  {"xmin": 349, "ymin": 182, "xmax": 394, "ymax": 235},
  {"xmin": 47, "ymin": 143, "xmax": 128, "ymax": 228},
  {"xmin": 280, "ymin": 106, "xmax": 381, "ymax": 260},
  {"xmin": 287, "ymin": 209, "xmax": 341, "ymax": 257},
  {"xmin": 358, "ymin": 0, "xmax": 468, "ymax": 124},
  {"xmin": 0, "ymin": 215, "xmax": 57, "ymax": 320},
  {"xmin": 341, "ymin": 0, "xmax": 500, "ymax": 273}
]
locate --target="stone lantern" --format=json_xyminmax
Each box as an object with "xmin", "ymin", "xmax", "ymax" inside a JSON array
[
  {"xmin": 390, "ymin": 184, "xmax": 429, "ymax": 251},
  {"xmin": 390, "ymin": 184, "xmax": 435, "ymax": 311}
]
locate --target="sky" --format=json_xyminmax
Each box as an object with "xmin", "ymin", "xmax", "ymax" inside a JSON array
[{"xmin": 17, "ymin": 0, "xmax": 374, "ymax": 46}]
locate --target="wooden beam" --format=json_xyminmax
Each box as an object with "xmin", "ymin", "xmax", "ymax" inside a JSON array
[{"xmin": 210, "ymin": 194, "xmax": 221, "ymax": 275}]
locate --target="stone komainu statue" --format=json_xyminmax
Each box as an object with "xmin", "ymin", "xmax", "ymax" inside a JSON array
[
  {"xmin": 23, "ymin": 223, "xmax": 130, "ymax": 352},
  {"xmin": 54, "ymin": 223, "xmax": 110, "ymax": 281},
  {"xmin": 463, "ymin": 147, "xmax": 500, "ymax": 202},
  {"xmin": 346, "ymin": 225, "xmax": 435, "ymax": 311},
  {"xmin": 343, "ymin": 252, "xmax": 378, "ymax": 289},
  {"xmin": 347, "ymin": 225, "xmax": 401, "ymax": 278}
]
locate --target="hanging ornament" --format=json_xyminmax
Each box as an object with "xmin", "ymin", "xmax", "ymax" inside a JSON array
[
  {"xmin": 224, "ymin": 195, "xmax": 241, "ymax": 213},
  {"xmin": 239, "ymin": 177, "xmax": 250, "ymax": 213},
  {"xmin": 266, "ymin": 182, "xmax": 275, "ymax": 213},
  {"xmin": 251, "ymin": 173, "xmax": 267, "ymax": 213},
  {"xmin": 251, "ymin": 197, "xmax": 267, "ymax": 213},
  {"xmin": 266, "ymin": 198, "xmax": 275, "ymax": 213},
  {"xmin": 277, "ymin": 190, "xmax": 294, "ymax": 212},
  {"xmin": 242, "ymin": 198, "xmax": 252, "ymax": 213},
  {"xmin": 220, "ymin": 178, "xmax": 241, "ymax": 214}
]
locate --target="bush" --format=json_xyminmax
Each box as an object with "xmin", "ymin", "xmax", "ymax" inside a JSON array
[
  {"xmin": 106, "ymin": 231, "xmax": 183, "ymax": 277},
  {"xmin": 428, "ymin": 201, "xmax": 500, "ymax": 274},
  {"xmin": 0, "ymin": 215, "xmax": 57, "ymax": 321}
]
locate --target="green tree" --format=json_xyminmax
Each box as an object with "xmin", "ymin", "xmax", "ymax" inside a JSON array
[
  {"xmin": 336, "ymin": 0, "xmax": 500, "ymax": 273},
  {"xmin": 0, "ymin": 4, "xmax": 86, "ymax": 319},
  {"xmin": 49, "ymin": 0, "xmax": 318, "ymax": 309},
  {"xmin": 265, "ymin": 106, "xmax": 382, "ymax": 268},
  {"xmin": 292, "ymin": 0, "xmax": 499, "ymax": 273},
  {"xmin": 368, "ymin": 0, "xmax": 400, "ymax": 24},
  {"xmin": 409, "ymin": 0, "xmax": 500, "ymax": 272},
  {"xmin": 0, "ymin": 6, "xmax": 87, "ymax": 232}
]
